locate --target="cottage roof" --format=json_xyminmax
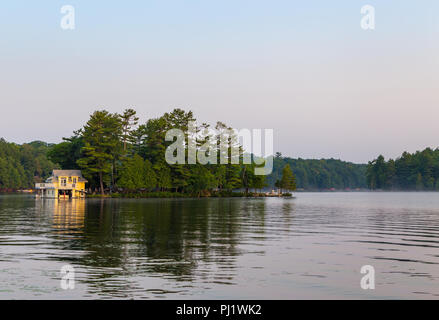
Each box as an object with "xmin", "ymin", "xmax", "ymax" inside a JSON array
[{"xmin": 52, "ymin": 170, "xmax": 88, "ymax": 182}]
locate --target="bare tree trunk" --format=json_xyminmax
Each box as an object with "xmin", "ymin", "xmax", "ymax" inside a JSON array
[{"xmin": 99, "ymin": 172, "xmax": 104, "ymax": 196}]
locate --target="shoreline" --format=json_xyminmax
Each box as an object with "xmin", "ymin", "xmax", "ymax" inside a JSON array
[
  {"xmin": 87, "ymin": 191, "xmax": 293, "ymax": 199},
  {"xmin": 3, "ymin": 189, "xmax": 439, "ymax": 197}
]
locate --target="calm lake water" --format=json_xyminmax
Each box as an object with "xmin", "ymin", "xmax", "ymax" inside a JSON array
[{"xmin": 1, "ymin": 193, "xmax": 439, "ymax": 299}]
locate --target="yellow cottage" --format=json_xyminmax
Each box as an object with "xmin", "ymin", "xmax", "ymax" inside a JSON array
[{"xmin": 35, "ymin": 170, "xmax": 87, "ymax": 199}]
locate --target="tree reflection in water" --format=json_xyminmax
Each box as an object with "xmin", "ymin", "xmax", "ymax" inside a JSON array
[{"xmin": 41, "ymin": 198, "xmax": 268, "ymax": 296}]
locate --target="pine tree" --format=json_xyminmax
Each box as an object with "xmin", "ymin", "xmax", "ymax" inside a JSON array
[
  {"xmin": 119, "ymin": 108, "xmax": 139, "ymax": 152},
  {"xmin": 154, "ymin": 160, "xmax": 172, "ymax": 191},
  {"xmin": 118, "ymin": 155, "xmax": 145, "ymax": 190},
  {"xmin": 77, "ymin": 110, "xmax": 122, "ymax": 195},
  {"xmin": 118, "ymin": 155, "xmax": 157, "ymax": 191},
  {"xmin": 416, "ymin": 173, "xmax": 423, "ymax": 191},
  {"xmin": 143, "ymin": 159, "xmax": 157, "ymax": 191},
  {"xmin": 280, "ymin": 164, "xmax": 296, "ymax": 193}
]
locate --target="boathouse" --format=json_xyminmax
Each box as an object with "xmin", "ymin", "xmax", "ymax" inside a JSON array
[{"xmin": 35, "ymin": 170, "xmax": 87, "ymax": 199}]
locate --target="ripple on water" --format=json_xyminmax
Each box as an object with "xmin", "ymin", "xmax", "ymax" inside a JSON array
[{"xmin": 0, "ymin": 193, "xmax": 439, "ymax": 298}]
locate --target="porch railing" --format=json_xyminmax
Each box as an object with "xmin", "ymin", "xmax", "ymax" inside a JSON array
[
  {"xmin": 59, "ymin": 183, "xmax": 76, "ymax": 189},
  {"xmin": 35, "ymin": 183, "xmax": 55, "ymax": 189}
]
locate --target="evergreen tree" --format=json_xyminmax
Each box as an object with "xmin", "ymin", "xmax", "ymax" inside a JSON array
[
  {"xmin": 154, "ymin": 160, "xmax": 172, "ymax": 191},
  {"xmin": 118, "ymin": 155, "xmax": 146, "ymax": 190},
  {"xmin": 118, "ymin": 155, "xmax": 157, "ymax": 191},
  {"xmin": 280, "ymin": 164, "xmax": 296, "ymax": 193},
  {"xmin": 240, "ymin": 164, "xmax": 253, "ymax": 195},
  {"xmin": 77, "ymin": 110, "xmax": 122, "ymax": 195},
  {"xmin": 119, "ymin": 108, "xmax": 139, "ymax": 152},
  {"xmin": 143, "ymin": 159, "xmax": 157, "ymax": 190},
  {"xmin": 0, "ymin": 139, "xmax": 56, "ymax": 189},
  {"xmin": 47, "ymin": 134, "xmax": 84, "ymax": 170},
  {"xmin": 131, "ymin": 124, "xmax": 148, "ymax": 158},
  {"xmin": 187, "ymin": 165, "xmax": 216, "ymax": 197},
  {"xmin": 367, "ymin": 148, "xmax": 439, "ymax": 191},
  {"xmin": 252, "ymin": 170, "xmax": 267, "ymax": 193}
]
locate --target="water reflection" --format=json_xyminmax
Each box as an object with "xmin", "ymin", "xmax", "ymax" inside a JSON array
[
  {"xmin": 46, "ymin": 199, "xmax": 86, "ymax": 234},
  {"xmin": 38, "ymin": 198, "xmax": 269, "ymax": 297},
  {"xmin": 1, "ymin": 194, "xmax": 439, "ymax": 299}
]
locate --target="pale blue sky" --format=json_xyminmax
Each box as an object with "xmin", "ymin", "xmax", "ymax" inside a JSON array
[{"xmin": 0, "ymin": 1, "xmax": 438, "ymax": 162}]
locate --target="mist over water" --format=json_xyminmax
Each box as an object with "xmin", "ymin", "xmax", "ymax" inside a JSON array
[{"xmin": 0, "ymin": 193, "xmax": 439, "ymax": 299}]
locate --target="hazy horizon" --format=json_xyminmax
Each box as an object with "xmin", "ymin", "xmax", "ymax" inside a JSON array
[{"xmin": 1, "ymin": 1, "xmax": 438, "ymax": 163}]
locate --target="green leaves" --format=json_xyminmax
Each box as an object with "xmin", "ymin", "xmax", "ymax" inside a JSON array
[
  {"xmin": 269, "ymin": 157, "xmax": 366, "ymax": 190},
  {"xmin": 118, "ymin": 155, "xmax": 156, "ymax": 191},
  {"xmin": 119, "ymin": 108, "xmax": 139, "ymax": 152},
  {"xmin": 77, "ymin": 110, "xmax": 123, "ymax": 193},
  {"xmin": 280, "ymin": 164, "xmax": 296, "ymax": 192},
  {"xmin": 0, "ymin": 139, "xmax": 56, "ymax": 189},
  {"xmin": 367, "ymin": 148, "xmax": 439, "ymax": 190}
]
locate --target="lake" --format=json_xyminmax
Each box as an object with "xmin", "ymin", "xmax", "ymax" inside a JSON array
[{"xmin": 0, "ymin": 193, "xmax": 439, "ymax": 299}]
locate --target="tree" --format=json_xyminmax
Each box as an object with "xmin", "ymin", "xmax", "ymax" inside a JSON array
[
  {"xmin": 252, "ymin": 170, "xmax": 267, "ymax": 193},
  {"xmin": 213, "ymin": 165, "xmax": 227, "ymax": 191},
  {"xmin": 416, "ymin": 173, "xmax": 424, "ymax": 191},
  {"xmin": 131, "ymin": 124, "xmax": 148, "ymax": 158},
  {"xmin": 77, "ymin": 110, "xmax": 122, "ymax": 195},
  {"xmin": 47, "ymin": 134, "xmax": 84, "ymax": 170},
  {"xmin": 154, "ymin": 160, "xmax": 172, "ymax": 191},
  {"xmin": 240, "ymin": 164, "xmax": 254, "ymax": 195},
  {"xmin": 274, "ymin": 180, "xmax": 281, "ymax": 193},
  {"xmin": 366, "ymin": 148, "xmax": 439, "ymax": 191},
  {"xmin": 143, "ymin": 159, "xmax": 157, "ymax": 190},
  {"xmin": 214, "ymin": 121, "xmax": 243, "ymax": 192},
  {"xmin": 119, "ymin": 108, "xmax": 139, "ymax": 152},
  {"xmin": 187, "ymin": 165, "xmax": 216, "ymax": 197},
  {"xmin": 268, "ymin": 155, "xmax": 367, "ymax": 190},
  {"xmin": 171, "ymin": 164, "xmax": 191, "ymax": 192},
  {"xmin": 118, "ymin": 154, "xmax": 157, "ymax": 191},
  {"xmin": 280, "ymin": 164, "xmax": 296, "ymax": 193},
  {"xmin": 118, "ymin": 155, "xmax": 145, "ymax": 190}
]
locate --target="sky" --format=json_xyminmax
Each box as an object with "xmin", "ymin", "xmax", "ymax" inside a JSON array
[{"xmin": 0, "ymin": 0, "xmax": 438, "ymax": 163}]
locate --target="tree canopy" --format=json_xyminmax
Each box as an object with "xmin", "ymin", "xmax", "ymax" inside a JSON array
[
  {"xmin": 0, "ymin": 139, "xmax": 57, "ymax": 189},
  {"xmin": 267, "ymin": 156, "xmax": 367, "ymax": 190},
  {"xmin": 280, "ymin": 164, "xmax": 296, "ymax": 192},
  {"xmin": 47, "ymin": 108, "xmax": 268, "ymax": 196},
  {"xmin": 366, "ymin": 148, "xmax": 439, "ymax": 190},
  {"xmin": 9, "ymin": 108, "xmax": 439, "ymax": 194}
]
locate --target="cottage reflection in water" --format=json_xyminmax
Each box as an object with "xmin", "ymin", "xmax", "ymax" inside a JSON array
[
  {"xmin": 30, "ymin": 198, "xmax": 269, "ymax": 297},
  {"xmin": 37, "ymin": 199, "xmax": 86, "ymax": 234}
]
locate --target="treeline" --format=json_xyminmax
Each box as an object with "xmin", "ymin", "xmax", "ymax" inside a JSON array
[
  {"xmin": 0, "ymin": 109, "xmax": 371, "ymax": 193},
  {"xmin": 0, "ymin": 139, "xmax": 57, "ymax": 189},
  {"xmin": 366, "ymin": 148, "xmax": 439, "ymax": 190},
  {"xmin": 267, "ymin": 154, "xmax": 367, "ymax": 190},
  {"xmin": 15, "ymin": 108, "xmax": 439, "ymax": 193},
  {"xmin": 47, "ymin": 108, "xmax": 289, "ymax": 196}
]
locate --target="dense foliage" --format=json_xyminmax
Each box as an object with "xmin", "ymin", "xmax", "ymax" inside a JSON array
[
  {"xmin": 275, "ymin": 164, "xmax": 297, "ymax": 192},
  {"xmin": 366, "ymin": 148, "xmax": 439, "ymax": 190},
  {"xmin": 13, "ymin": 109, "xmax": 439, "ymax": 193},
  {"xmin": 48, "ymin": 108, "xmax": 271, "ymax": 196},
  {"xmin": 267, "ymin": 154, "xmax": 367, "ymax": 190},
  {"xmin": 0, "ymin": 139, "xmax": 57, "ymax": 189}
]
